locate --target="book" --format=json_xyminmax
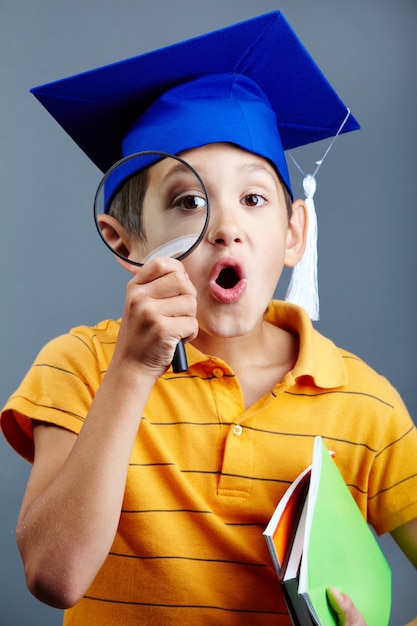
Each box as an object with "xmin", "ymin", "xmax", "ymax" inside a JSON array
[{"xmin": 263, "ymin": 436, "xmax": 392, "ymax": 625}]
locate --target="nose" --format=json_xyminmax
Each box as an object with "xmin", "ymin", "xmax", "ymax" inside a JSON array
[{"xmin": 206, "ymin": 203, "xmax": 243, "ymax": 246}]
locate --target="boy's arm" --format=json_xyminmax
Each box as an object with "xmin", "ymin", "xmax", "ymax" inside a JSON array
[
  {"xmin": 391, "ymin": 518, "xmax": 417, "ymax": 625},
  {"xmin": 391, "ymin": 518, "xmax": 417, "ymax": 569},
  {"xmin": 16, "ymin": 363, "xmax": 155, "ymax": 609},
  {"xmin": 15, "ymin": 258, "xmax": 198, "ymax": 609}
]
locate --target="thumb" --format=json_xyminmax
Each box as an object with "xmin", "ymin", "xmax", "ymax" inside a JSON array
[{"xmin": 327, "ymin": 587, "xmax": 366, "ymax": 626}]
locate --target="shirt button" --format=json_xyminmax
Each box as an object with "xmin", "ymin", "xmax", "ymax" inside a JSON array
[
  {"xmin": 232, "ymin": 424, "xmax": 243, "ymax": 437},
  {"xmin": 213, "ymin": 368, "xmax": 224, "ymax": 378}
]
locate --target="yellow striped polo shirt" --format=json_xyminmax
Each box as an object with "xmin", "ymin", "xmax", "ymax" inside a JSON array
[{"xmin": 2, "ymin": 301, "xmax": 417, "ymax": 625}]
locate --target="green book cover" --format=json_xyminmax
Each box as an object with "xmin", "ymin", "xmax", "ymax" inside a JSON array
[{"xmin": 264, "ymin": 436, "xmax": 392, "ymax": 625}]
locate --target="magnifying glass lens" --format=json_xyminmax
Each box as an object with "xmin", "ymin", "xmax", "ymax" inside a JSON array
[
  {"xmin": 94, "ymin": 151, "xmax": 210, "ymax": 373},
  {"xmin": 94, "ymin": 151, "xmax": 209, "ymax": 266}
]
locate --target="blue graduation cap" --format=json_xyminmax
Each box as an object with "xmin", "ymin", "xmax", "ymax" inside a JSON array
[
  {"xmin": 30, "ymin": 10, "xmax": 360, "ymax": 319},
  {"xmin": 30, "ymin": 10, "xmax": 359, "ymax": 198}
]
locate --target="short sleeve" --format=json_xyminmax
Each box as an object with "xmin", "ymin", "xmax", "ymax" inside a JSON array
[{"xmin": 0, "ymin": 325, "xmax": 111, "ymax": 462}]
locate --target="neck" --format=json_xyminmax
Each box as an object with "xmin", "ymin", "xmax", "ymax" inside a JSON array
[
  {"xmin": 192, "ymin": 320, "xmax": 299, "ymax": 409},
  {"xmin": 191, "ymin": 318, "xmax": 298, "ymax": 375}
]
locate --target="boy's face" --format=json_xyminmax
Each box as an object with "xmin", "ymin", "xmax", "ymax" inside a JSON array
[{"xmin": 176, "ymin": 143, "xmax": 305, "ymax": 342}]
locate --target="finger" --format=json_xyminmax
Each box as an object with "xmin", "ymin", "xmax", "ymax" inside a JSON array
[
  {"xmin": 125, "ymin": 281, "xmax": 197, "ymax": 327},
  {"xmin": 130, "ymin": 257, "xmax": 188, "ymax": 286},
  {"xmin": 115, "ymin": 298, "xmax": 198, "ymax": 373},
  {"xmin": 129, "ymin": 262, "xmax": 196, "ymax": 301},
  {"xmin": 326, "ymin": 588, "xmax": 366, "ymax": 626},
  {"xmin": 119, "ymin": 280, "xmax": 198, "ymax": 358}
]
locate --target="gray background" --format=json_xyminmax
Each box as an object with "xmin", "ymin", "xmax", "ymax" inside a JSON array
[{"xmin": 0, "ymin": 0, "xmax": 416, "ymax": 624}]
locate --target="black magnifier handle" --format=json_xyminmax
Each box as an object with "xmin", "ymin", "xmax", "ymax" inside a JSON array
[{"xmin": 172, "ymin": 340, "xmax": 188, "ymax": 373}]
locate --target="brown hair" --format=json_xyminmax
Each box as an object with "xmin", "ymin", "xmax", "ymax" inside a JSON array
[{"xmin": 108, "ymin": 169, "xmax": 149, "ymax": 239}]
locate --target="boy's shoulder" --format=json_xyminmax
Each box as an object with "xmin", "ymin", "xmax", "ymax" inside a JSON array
[
  {"xmin": 31, "ymin": 319, "xmax": 121, "ymax": 372},
  {"xmin": 69, "ymin": 318, "xmax": 121, "ymax": 341},
  {"xmin": 267, "ymin": 301, "xmax": 398, "ymax": 402},
  {"xmin": 314, "ymin": 333, "xmax": 403, "ymax": 414},
  {"xmin": 45, "ymin": 318, "xmax": 121, "ymax": 352}
]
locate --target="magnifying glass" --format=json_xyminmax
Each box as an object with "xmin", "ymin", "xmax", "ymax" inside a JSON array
[{"xmin": 94, "ymin": 150, "xmax": 210, "ymax": 373}]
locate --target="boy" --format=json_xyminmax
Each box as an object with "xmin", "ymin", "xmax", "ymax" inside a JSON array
[{"xmin": 1, "ymin": 11, "xmax": 416, "ymax": 625}]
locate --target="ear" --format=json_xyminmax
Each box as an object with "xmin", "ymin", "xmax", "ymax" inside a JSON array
[
  {"xmin": 284, "ymin": 199, "xmax": 308, "ymax": 268},
  {"xmin": 96, "ymin": 213, "xmax": 138, "ymax": 274}
]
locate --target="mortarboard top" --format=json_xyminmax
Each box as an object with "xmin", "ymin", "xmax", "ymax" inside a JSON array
[{"xmin": 30, "ymin": 10, "xmax": 359, "ymax": 198}]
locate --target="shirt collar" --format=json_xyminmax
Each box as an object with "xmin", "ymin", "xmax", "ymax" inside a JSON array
[
  {"xmin": 181, "ymin": 301, "xmax": 347, "ymax": 389},
  {"xmin": 264, "ymin": 301, "xmax": 348, "ymax": 388}
]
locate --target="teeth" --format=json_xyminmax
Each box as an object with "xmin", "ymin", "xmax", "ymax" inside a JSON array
[{"xmin": 216, "ymin": 267, "xmax": 239, "ymax": 289}]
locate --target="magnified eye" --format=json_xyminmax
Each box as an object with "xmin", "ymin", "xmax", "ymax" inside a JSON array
[{"xmin": 175, "ymin": 194, "xmax": 207, "ymax": 211}]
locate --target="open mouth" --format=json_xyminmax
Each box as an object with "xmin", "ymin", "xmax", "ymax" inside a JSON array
[
  {"xmin": 215, "ymin": 266, "xmax": 240, "ymax": 289},
  {"xmin": 209, "ymin": 259, "xmax": 247, "ymax": 303}
]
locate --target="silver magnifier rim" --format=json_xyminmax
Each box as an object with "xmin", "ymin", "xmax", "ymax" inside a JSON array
[{"xmin": 93, "ymin": 150, "xmax": 210, "ymax": 267}]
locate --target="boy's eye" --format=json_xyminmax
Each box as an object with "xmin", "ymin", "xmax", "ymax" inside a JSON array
[
  {"xmin": 175, "ymin": 194, "xmax": 207, "ymax": 211},
  {"xmin": 242, "ymin": 194, "xmax": 266, "ymax": 207}
]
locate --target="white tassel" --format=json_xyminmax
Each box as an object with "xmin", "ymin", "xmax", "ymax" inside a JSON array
[
  {"xmin": 285, "ymin": 108, "xmax": 352, "ymax": 320},
  {"xmin": 285, "ymin": 174, "xmax": 319, "ymax": 320}
]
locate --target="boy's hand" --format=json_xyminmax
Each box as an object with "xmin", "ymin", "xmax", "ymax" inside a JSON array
[
  {"xmin": 113, "ymin": 257, "xmax": 198, "ymax": 377},
  {"xmin": 327, "ymin": 588, "xmax": 367, "ymax": 625}
]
